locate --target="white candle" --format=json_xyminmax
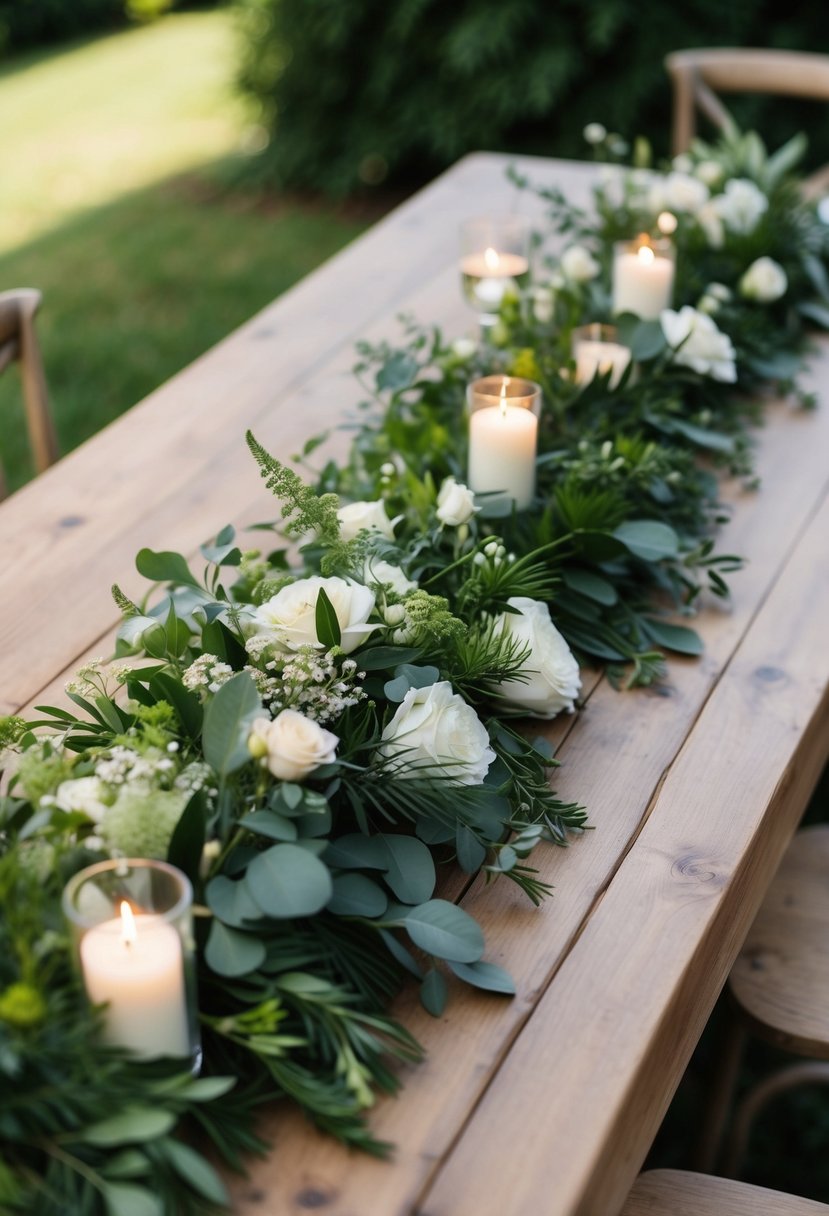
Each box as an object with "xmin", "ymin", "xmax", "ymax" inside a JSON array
[
  {"xmin": 460, "ymin": 247, "xmax": 530, "ymax": 312},
  {"xmin": 468, "ymin": 380, "xmax": 538, "ymax": 510},
  {"xmin": 574, "ymin": 339, "xmax": 632, "ymax": 388},
  {"xmin": 612, "ymin": 241, "xmax": 674, "ymax": 319},
  {"xmin": 79, "ymin": 901, "xmax": 190, "ymax": 1059}
]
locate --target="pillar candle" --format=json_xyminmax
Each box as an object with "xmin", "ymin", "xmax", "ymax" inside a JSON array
[
  {"xmin": 612, "ymin": 239, "xmax": 674, "ymax": 319},
  {"xmin": 468, "ymin": 380, "xmax": 538, "ymax": 510}
]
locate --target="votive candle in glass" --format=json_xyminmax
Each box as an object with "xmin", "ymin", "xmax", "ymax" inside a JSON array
[
  {"xmin": 467, "ymin": 374, "xmax": 541, "ymax": 511},
  {"xmin": 611, "ymin": 235, "xmax": 675, "ymax": 320},
  {"xmin": 572, "ymin": 323, "xmax": 632, "ymax": 389},
  {"xmin": 63, "ymin": 858, "xmax": 201, "ymax": 1069},
  {"xmin": 460, "ymin": 216, "xmax": 531, "ymax": 331}
]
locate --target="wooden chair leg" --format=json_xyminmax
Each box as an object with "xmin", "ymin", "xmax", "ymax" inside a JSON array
[
  {"xmin": 693, "ymin": 1013, "xmax": 746, "ymax": 1172},
  {"xmin": 17, "ymin": 291, "xmax": 58, "ymax": 473},
  {"xmin": 722, "ymin": 1060, "xmax": 829, "ymax": 1178}
]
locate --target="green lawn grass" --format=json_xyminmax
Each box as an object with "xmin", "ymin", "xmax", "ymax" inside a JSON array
[{"xmin": 0, "ymin": 10, "xmax": 370, "ymax": 494}]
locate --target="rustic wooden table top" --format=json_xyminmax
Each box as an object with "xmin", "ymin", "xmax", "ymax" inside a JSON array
[{"xmin": 2, "ymin": 154, "xmax": 828, "ymax": 1216}]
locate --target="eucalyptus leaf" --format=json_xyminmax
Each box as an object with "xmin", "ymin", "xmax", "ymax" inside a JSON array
[
  {"xmin": 202, "ymin": 672, "xmax": 262, "ymax": 777},
  {"xmin": 405, "ymin": 900, "xmax": 485, "ymax": 963},
  {"xmin": 420, "ymin": 968, "xmax": 448, "ymax": 1017},
  {"xmin": 327, "ymin": 872, "xmax": 389, "ymax": 917},
  {"xmin": 246, "ymin": 843, "xmax": 333, "ymax": 918},
  {"xmin": 456, "ymin": 823, "xmax": 486, "ymax": 873},
  {"xmin": 561, "ymin": 567, "xmax": 618, "ymax": 606},
  {"xmin": 614, "ymin": 519, "xmax": 679, "ymax": 563},
  {"xmin": 448, "ymin": 959, "xmax": 516, "ymax": 995},
  {"xmin": 377, "ymin": 834, "xmax": 436, "ymax": 904},
  {"xmin": 642, "ymin": 619, "xmax": 704, "ymax": 656},
  {"xmin": 135, "ymin": 548, "xmax": 201, "ymax": 589},
  {"xmin": 204, "ymin": 919, "xmax": 266, "ymax": 977},
  {"xmin": 239, "ymin": 810, "xmax": 298, "ymax": 842},
  {"xmin": 358, "ymin": 646, "xmax": 423, "ymax": 670},
  {"xmin": 323, "ymin": 834, "xmax": 388, "ymax": 870},
  {"xmin": 206, "ymin": 875, "xmax": 265, "ymax": 928}
]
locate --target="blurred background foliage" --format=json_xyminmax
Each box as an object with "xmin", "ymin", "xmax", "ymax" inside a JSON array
[{"xmin": 235, "ymin": 0, "xmax": 829, "ymax": 195}]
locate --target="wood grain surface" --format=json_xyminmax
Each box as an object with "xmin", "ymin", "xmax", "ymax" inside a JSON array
[
  {"xmin": 3, "ymin": 153, "xmax": 828, "ymax": 1216},
  {"xmin": 621, "ymin": 1169, "xmax": 829, "ymax": 1214}
]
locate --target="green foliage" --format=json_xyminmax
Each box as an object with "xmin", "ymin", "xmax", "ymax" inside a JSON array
[
  {"xmin": 246, "ymin": 431, "xmax": 341, "ymax": 546},
  {"xmin": 235, "ymin": 0, "xmax": 829, "ymax": 195}
]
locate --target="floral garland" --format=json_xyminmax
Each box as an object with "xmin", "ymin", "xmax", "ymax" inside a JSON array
[{"xmin": 1, "ymin": 126, "xmax": 828, "ymax": 1215}]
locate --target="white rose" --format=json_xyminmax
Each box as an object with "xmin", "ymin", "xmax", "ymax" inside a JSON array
[
  {"xmin": 583, "ymin": 122, "xmax": 607, "ymax": 145},
  {"xmin": 492, "ymin": 598, "xmax": 581, "ymax": 718},
  {"xmin": 249, "ymin": 711, "xmax": 338, "ymax": 782},
  {"xmin": 362, "ymin": 558, "xmax": 417, "ymax": 597},
  {"xmin": 54, "ymin": 776, "xmax": 111, "ymax": 823},
  {"xmin": 649, "ymin": 171, "xmax": 709, "ymax": 214},
  {"xmin": 531, "ymin": 285, "xmax": 554, "ymax": 324},
  {"xmin": 450, "ymin": 337, "xmax": 478, "ymax": 361},
  {"xmin": 560, "ymin": 244, "xmax": 601, "ymax": 283},
  {"xmin": 739, "ymin": 256, "xmax": 788, "ymax": 303},
  {"xmin": 254, "ymin": 575, "xmax": 377, "ymax": 655},
  {"xmin": 672, "ymin": 153, "xmax": 693, "ymax": 174},
  {"xmin": 436, "ymin": 476, "xmax": 477, "ymax": 526},
  {"xmin": 695, "ymin": 200, "xmax": 725, "ymax": 249},
  {"xmin": 660, "ymin": 306, "xmax": 737, "ymax": 383},
  {"xmin": 379, "ymin": 681, "xmax": 495, "ymax": 785},
  {"xmin": 336, "ymin": 499, "xmax": 396, "ymax": 542},
  {"xmin": 713, "ymin": 178, "xmax": 768, "ymax": 235},
  {"xmin": 695, "ymin": 159, "xmax": 724, "ymax": 187}
]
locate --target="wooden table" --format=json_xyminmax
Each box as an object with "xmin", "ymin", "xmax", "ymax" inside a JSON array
[{"xmin": 3, "ymin": 154, "xmax": 829, "ymax": 1216}]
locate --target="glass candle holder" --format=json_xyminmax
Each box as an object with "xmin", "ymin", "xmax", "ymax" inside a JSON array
[
  {"xmin": 467, "ymin": 374, "xmax": 541, "ymax": 512},
  {"xmin": 63, "ymin": 858, "xmax": 201, "ymax": 1070},
  {"xmin": 460, "ymin": 216, "xmax": 531, "ymax": 334},
  {"xmin": 571, "ymin": 323, "xmax": 632, "ymax": 389},
  {"xmin": 611, "ymin": 235, "xmax": 675, "ymax": 320}
]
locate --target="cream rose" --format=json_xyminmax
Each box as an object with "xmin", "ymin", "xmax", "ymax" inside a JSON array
[
  {"xmin": 436, "ymin": 477, "xmax": 477, "ymax": 527},
  {"xmin": 54, "ymin": 776, "xmax": 111, "ymax": 823},
  {"xmin": 560, "ymin": 244, "xmax": 601, "ymax": 283},
  {"xmin": 336, "ymin": 499, "xmax": 396, "ymax": 542},
  {"xmin": 660, "ymin": 306, "xmax": 737, "ymax": 383},
  {"xmin": 492, "ymin": 597, "xmax": 581, "ymax": 718},
  {"xmin": 254, "ymin": 575, "xmax": 377, "ymax": 655},
  {"xmin": 648, "ymin": 171, "xmax": 709, "ymax": 214},
  {"xmin": 739, "ymin": 256, "xmax": 788, "ymax": 303},
  {"xmin": 713, "ymin": 178, "xmax": 768, "ymax": 235},
  {"xmin": 379, "ymin": 681, "xmax": 495, "ymax": 785},
  {"xmin": 249, "ymin": 710, "xmax": 339, "ymax": 782}
]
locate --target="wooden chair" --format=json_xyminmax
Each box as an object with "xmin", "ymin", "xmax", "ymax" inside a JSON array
[
  {"xmin": 622, "ymin": 1169, "xmax": 829, "ymax": 1214},
  {"xmin": 0, "ymin": 288, "xmax": 58, "ymax": 498},
  {"xmin": 696, "ymin": 825, "xmax": 829, "ymax": 1175},
  {"xmin": 664, "ymin": 49, "xmax": 829, "ymax": 198}
]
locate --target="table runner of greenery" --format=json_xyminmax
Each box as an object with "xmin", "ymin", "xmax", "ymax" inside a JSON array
[{"xmin": 1, "ymin": 128, "xmax": 828, "ymax": 1215}]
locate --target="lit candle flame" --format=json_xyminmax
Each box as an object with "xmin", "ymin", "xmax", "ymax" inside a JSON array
[
  {"xmin": 120, "ymin": 900, "xmax": 137, "ymax": 947},
  {"xmin": 484, "ymin": 246, "xmax": 500, "ymax": 272},
  {"xmin": 637, "ymin": 244, "xmax": 655, "ymax": 266},
  {"xmin": 499, "ymin": 377, "xmax": 509, "ymax": 417}
]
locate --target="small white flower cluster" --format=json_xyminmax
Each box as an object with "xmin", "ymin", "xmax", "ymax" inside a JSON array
[
  {"xmin": 256, "ymin": 645, "xmax": 367, "ymax": 725},
  {"xmin": 65, "ymin": 657, "xmax": 108, "ymax": 698},
  {"xmin": 174, "ymin": 760, "xmax": 217, "ymax": 798},
  {"xmin": 182, "ymin": 653, "xmax": 235, "ymax": 695},
  {"xmin": 94, "ymin": 744, "xmax": 176, "ymax": 790}
]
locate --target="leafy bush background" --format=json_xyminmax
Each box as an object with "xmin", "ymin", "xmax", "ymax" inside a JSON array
[
  {"xmin": 0, "ymin": 0, "xmax": 215, "ymax": 52},
  {"xmin": 236, "ymin": 0, "xmax": 829, "ymax": 195}
]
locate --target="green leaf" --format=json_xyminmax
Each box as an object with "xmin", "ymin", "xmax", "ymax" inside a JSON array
[
  {"xmin": 378, "ymin": 834, "xmax": 436, "ymax": 904},
  {"xmin": 662, "ymin": 418, "xmax": 735, "ymax": 454},
  {"xmin": 798, "ymin": 300, "xmax": 829, "ymax": 329},
  {"xmin": 455, "ymin": 823, "xmax": 486, "ymax": 874},
  {"xmin": 157, "ymin": 1138, "xmax": 229, "ymax": 1205},
  {"xmin": 376, "ymin": 350, "xmax": 418, "ymax": 391},
  {"xmin": 420, "ymin": 968, "xmax": 448, "ymax": 1016},
  {"xmin": 315, "ymin": 586, "xmax": 341, "ymax": 648},
  {"xmin": 136, "ymin": 548, "xmax": 201, "ymax": 589},
  {"xmin": 172, "ymin": 1075, "xmax": 237, "ymax": 1102},
  {"xmin": 614, "ymin": 519, "xmax": 679, "ymax": 562},
  {"xmin": 323, "ymin": 834, "xmax": 388, "ymax": 869},
  {"xmin": 642, "ymin": 619, "xmax": 704, "ymax": 656},
  {"xmin": 378, "ymin": 928, "xmax": 423, "ymax": 979},
  {"xmin": 202, "ymin": 672, "xmax": 262, "ymax": 776},
  {"xmin": 102, "ymin": 1183, "xmax": 163, "ymax": 1216},
  {"xmin": 561, "ymin": 567, "xmax": 618, "ymax": 606},
  {"xmin": 204, "ymin": 919, "xmax": 266, "ymax": 977},
  {"xmin": 246, "ymin": 843, "xmax": 333, "ymax": 918},
  {"xmin": 358, "ymin": 646, "xmax": 423, "ymax": 670},
  {"xmin": 628, "ymin": 319, "xmax": 667, "ymax": 361},
  {"xmin": 166, "ymin": 790, "xmax": 207, "ymax": 886},
  {"xmin": 239, "ymin": 810, "xmax": 298, "ymax": 841},
  {"xmin": 448, "ymin": 960, "xmax": 516, "ymax": 995},
  {"xmin": 405, "ymin": 900, "xmax": 485, "ymax": 963},
  {"xmin": 149, "ymin": 671, "xmax": 203, "ymax": 739},
  {"xmin": 327, "ymin": 872, "xmax": 388, "ymax": 917},
  {"xmin": 101, "ymin": 1151, "xmax": 150, "ymax": 1181},
  {"xmin": 85, "ymin": 1107, "xmax": 176, "ymax": 1146},
  {"xmin": 205, "ymin": 875, "xmax": 264, "ymax": 928}
]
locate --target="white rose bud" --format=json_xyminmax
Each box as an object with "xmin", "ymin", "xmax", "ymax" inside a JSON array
[
  {"xmin": 739, "ymin": 256, "xmax": 788, "ymax": 303},
  {"xmin": 379, "ymin": 681, "xmax": 495, "ymax": 785},
  {"xmin": 337, "ymin": 499, "xmax": 396, "ymax": 542},
  {"xmin": 249, "ymin": 710, "xmax": 339, "ymax": 782},
  {"xmin": 436, "ymin": 476, "xmax": 478, "ymax": 526},
  {"xmin": 384, "ymin": 603, "xmax": 406, "ymax": 626},
  {"xmin": 560, "ymin": 244, "xmax": 601, "ymax": 283},
  {"xmin": 254, "ymin": 575, "xmax": 377, "ymax": 655},
  {"xmin": 583, "ymin": 122, "xmax": 607, "ymax": 145},
  {"xmin": 492, "ymin": 598, "xmax": 581, "ymax": 717}
]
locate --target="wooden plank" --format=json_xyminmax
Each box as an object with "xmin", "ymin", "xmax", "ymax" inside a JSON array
[
  {"xmin": 419, "ymin": 488, "xmax": 829, "ymax": 1216},
  {"xmin": 621, "ymin": 1170, "xmax": 829, "ymax": 1215},
  {"xmin": 224, "ymin": 378, "xmax": 829, "ymax": 1215},
  {"xmin": 0, "ymin": 154, "xmax": 597, "ymax": 716}
]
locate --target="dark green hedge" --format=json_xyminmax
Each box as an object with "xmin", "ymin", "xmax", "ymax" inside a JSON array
[
  {"xmin": 236, "ymin": 0, "xmax": 829, "ymax": 196},
  {"xmin": 0, "ymin": 0, "xmax": 219, "ymax": 54}
]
